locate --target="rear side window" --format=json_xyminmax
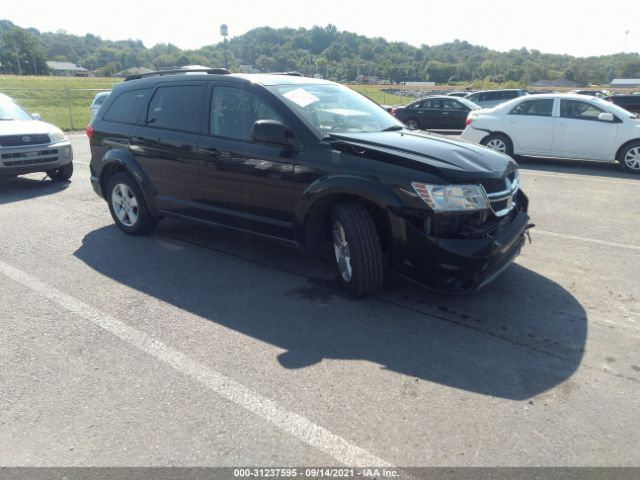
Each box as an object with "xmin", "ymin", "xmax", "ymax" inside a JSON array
[
  {"xmin": 147, "ymin": 85, "xmax": 203, "ymax": 133},
  {"xmin": 103, "ymin": 88, "xmax": 151, "ymax": 124},
  {"xmin": 510, "ymin": 99, "xmax": 554, "ymax": 117}
]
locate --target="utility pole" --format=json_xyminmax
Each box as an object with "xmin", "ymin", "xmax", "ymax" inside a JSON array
[
  {"xmin": 220, "ymin": 24, "xmax": 229, "ymax": 69},
  {"xmin": 13, "ymin": 38, "xmax": 22, "ymax": 75}
]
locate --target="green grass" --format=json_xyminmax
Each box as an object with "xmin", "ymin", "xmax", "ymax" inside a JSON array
[
  {"xmin": 350, "ymin": 85, "xmax": 413, "ymax": 106},
  {"xmin": 0, "ymin": 75, "xmax": 121, "ymax": 130}
]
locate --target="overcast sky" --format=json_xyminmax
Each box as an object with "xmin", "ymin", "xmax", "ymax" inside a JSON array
[{"xmin": 3, "ymin": 0, "xmax": 638, "ymax": 58}]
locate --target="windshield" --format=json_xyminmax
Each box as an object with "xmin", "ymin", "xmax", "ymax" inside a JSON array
[
  {"xmin": 269, "ymin": 83, "xmax": 403, "ymax": 138},
  {"xmin": 0, "ymin": 94, "xmax": 34, "ymax": 121}
]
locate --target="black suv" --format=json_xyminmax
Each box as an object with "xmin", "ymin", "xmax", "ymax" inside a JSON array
[
  {"xmin": 606, "ymin": 94, "xmax": 640, "ymax": 114},
  {"xmin": 88, "ymin": 69, "xmax": 531, "ymax": 296}
]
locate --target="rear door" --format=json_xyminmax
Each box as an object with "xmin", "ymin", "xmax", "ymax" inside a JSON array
[
  {"xmin": 129, "ymin": 82, "xmax": 205, "ymax": 214},
  {"xmin": 505, "ymin": 98, "xmax": 556, "ymax": 154},
  {"xmin": 440, "ymin": 98, "xmax": 470, "ymax": 129}
]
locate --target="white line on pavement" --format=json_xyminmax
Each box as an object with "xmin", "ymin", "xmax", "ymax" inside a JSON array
[
  {"xmin": 535, "ymin": 229, "xmax": 640, "ymax": 251},
  {"xmin": 0, "ymin": 260, "xmax": 391, "ymax": 467},
  {"xmin": 520, "ymin": 170, "xmax": 639, "ymax": 187}
]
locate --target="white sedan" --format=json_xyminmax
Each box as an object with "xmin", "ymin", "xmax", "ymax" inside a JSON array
[{"xmin": 461, "ymin": 94, "xmax": 640, "ymax": 173}]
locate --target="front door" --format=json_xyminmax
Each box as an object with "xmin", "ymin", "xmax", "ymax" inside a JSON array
[
  {"xmin": 195, "ymin": 84, "xmax": 297, "ymax": 240},
  {"xmin": 551, "ymin": 99, "xmax": 619, "ymax": 160}
]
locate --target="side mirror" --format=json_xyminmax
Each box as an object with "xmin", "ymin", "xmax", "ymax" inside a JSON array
[
  {"xmin": 251, "ymin": 120, "xmax": 296, "ymax": 147},
  {"xmin": 598, "ymin": 112, "xmax": 614, "ymax": 122},
  {"xmin": 32, "ymin": 113, "xmax": 42, "ymax": 121}
]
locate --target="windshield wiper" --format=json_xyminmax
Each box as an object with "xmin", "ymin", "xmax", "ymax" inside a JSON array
[
  {"xmin": 381, "ymin": 125, "xmax": 404, "ymax": 132},
  {"xmin": 0, "ymin": 117, "xmax": 15, "ymax": 121}
]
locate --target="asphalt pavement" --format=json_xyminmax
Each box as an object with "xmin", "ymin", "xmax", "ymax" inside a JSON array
[{"xmin": 0, "ymin": 134, "xmax": 639, "ymax": 467}]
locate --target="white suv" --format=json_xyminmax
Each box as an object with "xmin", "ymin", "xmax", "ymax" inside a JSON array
[
  {"xmin": 461, "ymin": 94, "xmax": 640, "ymax": 173},
  {"xmin": 0, "ymin": 93, "xmax": 73, "ymax": 180}
]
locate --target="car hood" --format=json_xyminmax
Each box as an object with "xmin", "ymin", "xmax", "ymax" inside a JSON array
[
  {"xmin": 328, "ymin": 129, "xmax": 514, "ymax": 181},
  {"xmin": 0, "ymin": 120, "xmax": 58, "ymax": 137}
]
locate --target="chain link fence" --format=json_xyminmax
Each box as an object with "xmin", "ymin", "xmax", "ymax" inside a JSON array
[{"xmin": 2, "ymin": 87, "xmax": 111, "ymax": 131}]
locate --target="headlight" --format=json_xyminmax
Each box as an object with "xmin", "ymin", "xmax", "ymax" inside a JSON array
[
  {"xmin": 411, "ymin": 182, "xmax": 489, "ymax": 212},
  {"xmin": 49, "ymin": 128, "xmax": 66, "ymax": 142}
]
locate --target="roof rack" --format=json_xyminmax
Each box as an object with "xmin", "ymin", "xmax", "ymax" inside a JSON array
[{"xmin": 125, "ymin": 68, "xmax": 231, "ymax": 81}]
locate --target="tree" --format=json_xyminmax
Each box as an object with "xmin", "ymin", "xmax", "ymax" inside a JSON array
[{"xmin": 0, "ymin": 27, "xmax": 49, "ymax": 75}]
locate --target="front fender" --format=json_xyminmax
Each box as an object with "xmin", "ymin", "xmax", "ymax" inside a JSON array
[{"xmin": 297, "ymin": 174, "xmax": 408, "ymax": 250}]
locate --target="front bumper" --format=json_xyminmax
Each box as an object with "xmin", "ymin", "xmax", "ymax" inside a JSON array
[
  {"xmin": 391, "ymin": 198, "xmax": 530, "ymax": 294},
  {"xmin": 0, "ymin": 141, "xmax": 73, "ymax": 176}
]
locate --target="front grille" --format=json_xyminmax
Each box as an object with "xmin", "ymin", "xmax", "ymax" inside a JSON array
[
  {"xmin": 1, "ymin": 149, "xmax": 59, "ymax": 166},
  {"xmin": 0, "ymin": 134, "xmax": 51, "ymax": 147},
  {"xmin": 479, "ymin": 169, "xmax": 519, "ymax": 217}
]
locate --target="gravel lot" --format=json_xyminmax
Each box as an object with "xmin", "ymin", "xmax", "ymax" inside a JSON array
[{"xmin": 1, "ymin": 133, "xmax": 639, "ymax": 467}]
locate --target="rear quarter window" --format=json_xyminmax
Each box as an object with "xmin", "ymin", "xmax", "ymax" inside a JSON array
[{"xmin": 103, "ymin": 88, "xmax": 152, "ymax": 124}]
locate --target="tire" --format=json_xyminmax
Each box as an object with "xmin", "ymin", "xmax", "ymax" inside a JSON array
[
  {"xmin": 482, "ymin": 133, "xmax": 514, "ymax": 156},
  {"xmin": 106, "ymin": 171, "xmax": 157, "ymax": 235},
  {"xmin": 47, "ymin": 162, "xmax": 73, "ymax": 181},
  {"xmin": 330, "ymin": 202, "xmax": 384, "ymax": 297},
  {"xmin": 618, "ymin": 141, "xmax": 640, "ymax": 174},
  {"xmin": 405, "ymin": 118, "xmax": 420, "ymax": 130}
]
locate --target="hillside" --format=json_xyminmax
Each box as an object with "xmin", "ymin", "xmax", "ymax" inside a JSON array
[{"xmin": 1, "ymin": 20, "xmax": 639, "ymax": 85}]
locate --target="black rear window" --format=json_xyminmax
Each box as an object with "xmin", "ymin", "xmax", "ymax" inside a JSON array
[
  {"xmin": 146, "ymin": 85, "xmax": 203, "ymax": 133},
  {"xmin": 103, "ymin": 88, "xmax": 152, "ymax": 124}
]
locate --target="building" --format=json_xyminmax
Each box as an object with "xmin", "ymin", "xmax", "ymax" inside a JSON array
[
  {"xmin": 610, "ymin": 79, "xmax": 640, "ymax": 89},
  {"xmin": 46, "ymin": 61, "xmax": 90, "ymax": 77}
]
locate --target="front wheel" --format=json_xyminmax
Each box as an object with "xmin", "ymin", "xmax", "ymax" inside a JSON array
[
  {"xmin": 619, "ymin": 142, "xmax": 640, "ymax": 174},
  {"xmin": 330, "ymin": 202, "xmax": 384, "ymax": 297},
  {"xmin": 482, "ymin": 133, "xmax": 514, "ymax": 156},
  {"xmin": 106, "ymin": 171, "xmax": 157, "ymax": 235},
  {"xmin": 47, "ymin": 162, "xmax": 73, "ymax": 182}
]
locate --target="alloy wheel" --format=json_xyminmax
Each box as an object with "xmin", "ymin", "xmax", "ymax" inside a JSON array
[
  {"xmin": 111, "ymin": 183, "xmax": 139, "ymax": 227},
  {"xmin": 624, "ymin": 147, "xmax": 640, "ymax": 170},
  {"xmin": 332, "ymin": 221, "xmax": 353, "ymax": 282}
]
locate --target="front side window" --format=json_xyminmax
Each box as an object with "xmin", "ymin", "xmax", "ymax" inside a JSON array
[
  {"xmin": 210, "ymin": 86, "xmax": 282, "ymax": 141},
  {"xmin": 560, "ymin": 100, "xmax": 606, "ymax": 121},
  {"xmin": 146, "ymin": 85, "xmax": 203, "ymax": 133},
  {"xmin": 510, "ymin": 99, "xmax": 554, "ymax": 117},
  {"xmin": 103, "ymin": 88, "xmax": 152, "ymax": 124}
]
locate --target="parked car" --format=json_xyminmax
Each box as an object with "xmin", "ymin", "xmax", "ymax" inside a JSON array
[
  {"xmin": 88, "ymin": 70, "xmax": 530, "ymax": 296},
  {"xmin": 464, "ymin": 89, "xmax": 528, "ymax": 108},
  {"xmin": 606, "ymin": 94, "xmax": 640, "ymax": 114},
  {"xmin": 89, "ymin": 91, "xmax": 110, "ymax": 120},
  {"xmin": 0, "ymin": 93, "xmax": 73, "ymax": 180},
  {"xmin": 391, "ymin": 95, "xmax": 481, "ymax": 130},
  {"xmin": 461, "ymin": 94, "xmax": 640, "ymax": 173}
]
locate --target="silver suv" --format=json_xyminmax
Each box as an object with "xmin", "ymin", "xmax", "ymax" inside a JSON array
[{"xmin": 0, "ymin": 93, "xmax": 73, "ymax": 181}]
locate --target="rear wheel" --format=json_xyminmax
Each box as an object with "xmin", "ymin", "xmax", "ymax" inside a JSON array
[
  {"xmin": 404, "ymin": 118, "xmax": 420, "ymax": 130},
  {"xmin": 619, "ymin": 142, "xmax": 640, "ymax": 174},
  {"xmin": 482, "ymin": 133, "xmax": 513, "ymax": 156},
  {"xmin": 107, "ymin": 171, "xmax": 157, "ymax": 235},
  {"xmin": 330, "ymin": 202, "xmax": 384, "ymax": 297},
  {"xmin": 47, "ymin": 162, "xmax": 73, "ymax": 182}
]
